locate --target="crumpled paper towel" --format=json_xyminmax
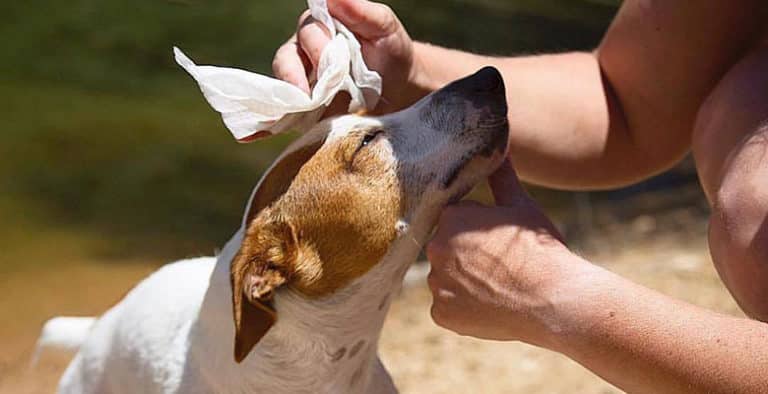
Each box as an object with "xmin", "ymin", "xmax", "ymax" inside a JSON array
[{"xmin": 174, "ymin": 0, "xmax": 382, "ymax": 142}]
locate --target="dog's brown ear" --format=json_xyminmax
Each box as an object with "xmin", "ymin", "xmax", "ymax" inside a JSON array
[
  {"xmin": 231, "ymin": 134, "xmax": 323, "ymax": 363},
  {"xmin": 231, "ymin": 216, "xmax": 297, "ymax": 363}
]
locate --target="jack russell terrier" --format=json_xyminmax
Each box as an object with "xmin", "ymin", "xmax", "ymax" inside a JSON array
[{"xmin": 39, "ymin": 67, "xmax": 509, "ymax": 393}]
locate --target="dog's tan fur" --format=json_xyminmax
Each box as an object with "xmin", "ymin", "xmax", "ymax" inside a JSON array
[{"xmin": 231, "ymin": 125, "xmax": 402, "ymax": 361}]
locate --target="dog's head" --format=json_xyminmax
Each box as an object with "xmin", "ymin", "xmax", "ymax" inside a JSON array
[{"xmin": 231, "ymin": 67, "xmax": 509, "ymax": 362}]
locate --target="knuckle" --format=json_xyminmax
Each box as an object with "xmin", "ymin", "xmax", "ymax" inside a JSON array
[
  {"xmin": 376, "ymin": 3, "xmax": 394, "ymax": 17},
  {"xmin": 271, "ymin": 62, "xmax": 291, "ymax": 80},
  {"xmin": 376, "ymin": 2, "xmax": 393, "ymax": 13},
  {"xmin": 272, "ymin": 43, "xmax": 299, "ymax": 72},
  {"xmin": 271, "ymin": 54, "xmax": 285, "ymax": 75},
  {"xmin": 375, "ymin": 4, "xmax": 396, "ymax": 29},
  {"xmin": 379, "ymin": 4, "xmax": 400, "ymax": 34}
]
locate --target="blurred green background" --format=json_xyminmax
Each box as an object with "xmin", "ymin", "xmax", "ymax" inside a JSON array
[{"xmin": 1, "ymin": 0, "xmax": 633, "ymax": 265}]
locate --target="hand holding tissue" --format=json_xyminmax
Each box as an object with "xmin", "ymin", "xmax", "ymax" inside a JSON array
[{"xmin": 174, "ymin": 0, "xmax": 382, "ymax": 142}]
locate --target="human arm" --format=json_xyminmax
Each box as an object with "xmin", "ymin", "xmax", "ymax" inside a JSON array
[
  {"xmin": 425, "ymin": 160, "xmax": 768, "ymax": 393},
  {"xmin": 549, "ymin": 262, "xmax": 768, "ymax": 394},
  {"xmin": 274, "ymin": 0, "xmax": 765, "ymax": 189}
]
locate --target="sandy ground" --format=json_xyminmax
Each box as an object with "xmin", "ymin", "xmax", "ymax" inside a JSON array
[{"xmin": 0, "ymin": 212, "xmax": 744, "ymax": 394}]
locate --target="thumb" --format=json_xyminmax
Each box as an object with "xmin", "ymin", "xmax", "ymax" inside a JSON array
[
  {"xmin": 327, "ymin": 0, "xmax": 399, "ymax": 39},
  {"xmin": 489, "ymin": 158, "xmax": 528, "ymax": 207}
]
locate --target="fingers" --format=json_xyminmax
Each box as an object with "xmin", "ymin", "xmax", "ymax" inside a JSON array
[
  {"xmin": 277, "ymin": 1, "xmax": 402, "ymax": 93},
  {"xmin": 328, "ymin": 0, "xmax": 398, "ymax": 39},
  {"xmin": 489, "ymin": 158, "xmax": 529, "ymax": 207},
  {"xmin": 426, "ymin": 256, "xmax": 458, "ymax": 329},
  {"xmin": 490, "ymin": 159, "xmax": 566, "ymax": 243},
  {"xmin": 428, "ymin": 202, "xmax": 484, "ymax": 257},
  {"xmin": 272, "ymin": 37, "xmax": 311, "ymax": 94},
  {"xmin": 430, "ymin": 297, "xmax": 455, "ymax": 330},
  {"xmin": 274, "ymin": 10, "xmax": 333, "ymax": 92},
  {"xmin": 296, "ymin": 12, "xmax": 332, "ymax": 72}
]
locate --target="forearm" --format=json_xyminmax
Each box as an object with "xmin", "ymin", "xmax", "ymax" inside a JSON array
[
  {"xmin": 541, "ymin": 257, "xmax": 768, "ymax": 393},
  {"xmin": 409, "ymin": 43, "xmax": 677, "ymax": 189}
]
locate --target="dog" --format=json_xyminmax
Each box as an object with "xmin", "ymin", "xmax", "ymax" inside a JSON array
[{"xmin": 39, "ymin": 67, "xmax": 509, "ymax": 394}]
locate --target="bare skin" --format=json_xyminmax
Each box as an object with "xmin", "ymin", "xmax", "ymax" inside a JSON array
[{"xmin": 273, "ymin": 0, "xmax": 768, "ymax": 392}]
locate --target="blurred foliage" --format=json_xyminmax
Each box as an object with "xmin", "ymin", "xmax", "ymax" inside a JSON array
[
  {"xmin": 0, "ymin": 0, "xmax": 618, "ymax": 91},
  {"xmin": 0, "ymin": 0, "xmax": 620, "ymax": 262},
  {"xmin": 0, "ymin": 0, "xmax": 304, "ymax": 92}
]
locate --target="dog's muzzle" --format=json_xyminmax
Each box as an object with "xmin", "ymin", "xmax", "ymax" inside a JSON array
[{"xmin": 417, "ymin": 66, "xmax": 508, "ymax": 141}]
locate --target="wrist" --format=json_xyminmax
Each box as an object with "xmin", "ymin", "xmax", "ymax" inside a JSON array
[
  {"xmin": 398, "ymin": 42, "xmax": 501, "ymax": 110},
  {"xmin": 408, "ymin": 42, "xmax": 437, "ymax": 91},
  {"xmin": 373, "ymin": 41, "xmax": 431, "ymax": 113},
  {"xmin": 528, "ymin": 252, "xmax": 606, "ymax": 351},
  {"xmin": 400, "ymin": 42, "xmax": 438, "ymax": 103}
]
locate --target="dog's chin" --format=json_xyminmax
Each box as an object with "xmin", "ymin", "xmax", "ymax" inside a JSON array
[{"xmin": 444, "ymin": 145, "xmax": 508, "ymax": 204}]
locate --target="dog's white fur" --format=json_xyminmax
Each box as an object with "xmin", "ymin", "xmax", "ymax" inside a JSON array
[
  {"xmin": 41, "ymin": 69, "xmax": 508, "ymax": 394},
  {"xmin": 55, "ymin": 119, "xmax": 425, "ymax": 394},
  {"xmin": 32, "ymin": 317, "xmax": 96, "ymax": 366}
]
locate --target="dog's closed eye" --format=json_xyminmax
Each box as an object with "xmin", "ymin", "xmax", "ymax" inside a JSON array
[
  {"xmin": 347, "ymin": 129, "xmax": 386, "ymax": 172},
  {"xmin": 360, "ymin": 129, "xmax": 384, "ymax": 148}
]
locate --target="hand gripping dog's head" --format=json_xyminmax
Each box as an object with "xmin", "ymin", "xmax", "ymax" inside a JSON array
[{"xmin": 230, "ymin": 67, "xmax": 509, "ymax": 362}]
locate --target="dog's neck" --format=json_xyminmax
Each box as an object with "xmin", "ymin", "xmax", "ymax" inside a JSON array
[{"xmin": 189, "ymin": 222, "xmax": 427, "ymax": 393}]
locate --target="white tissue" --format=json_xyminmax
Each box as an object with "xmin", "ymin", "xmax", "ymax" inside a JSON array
[{"xmin": 174, "ymin": 0, "xmax": 382, "ymax": 142}]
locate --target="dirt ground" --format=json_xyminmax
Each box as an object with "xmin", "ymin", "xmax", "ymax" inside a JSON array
[
  {"xmin": 0, "ymin": 205, "xmax": 744, "ymax": 394},
  {"xmin": 380, "ymin": 238, "xmax": 743, "ymax": 393}
]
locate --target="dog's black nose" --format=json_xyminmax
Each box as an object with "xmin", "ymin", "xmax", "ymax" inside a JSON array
[{"xmin": 472, "ymin": 66, "xmax": 503, "ymax": 93}]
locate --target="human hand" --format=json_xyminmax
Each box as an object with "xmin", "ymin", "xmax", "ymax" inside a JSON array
[
  {"xmin": 272, "ymin": 0, "xmax": 419, "ymax": 114},
  {"xmin": 425, "ymin": 159, "xmax": 583, "ymax": 347}
]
